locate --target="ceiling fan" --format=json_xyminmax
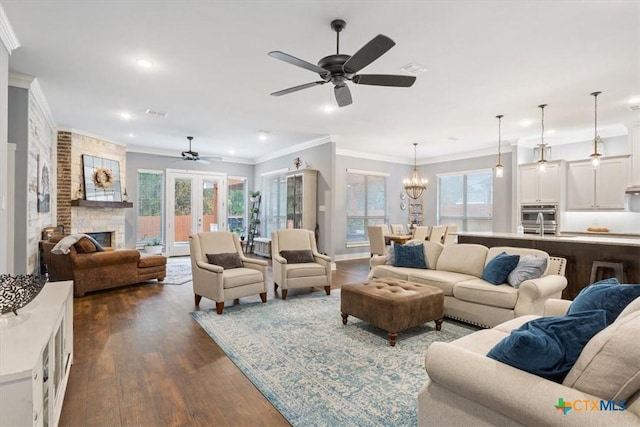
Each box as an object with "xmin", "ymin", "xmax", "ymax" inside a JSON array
[
  {"xmin": 176, "ymin": 136, "xmax": 221, "ymax": 164},
  {"xmin": 268, "ymin": 19, "xmax": 416, "ymax": 107}
]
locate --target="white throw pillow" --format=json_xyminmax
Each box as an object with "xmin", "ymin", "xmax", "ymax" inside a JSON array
[{"xmin": 507, "ymin": 255, "xmax": 548, "ymax": 288}]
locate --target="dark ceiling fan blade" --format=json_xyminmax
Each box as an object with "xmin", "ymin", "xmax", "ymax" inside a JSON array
[
  {"xmin": 342, "ymin": 34, "xmax": 395, "ymax": 73},
  {"xmin": 271, "ymin": 81, "xmax": 326, "ymax": 96},
  {"xmin": 268, "ymin": 51, "xmax": 329, "ymax": 77},
  {"xmin": 334, "ymin": 85, "xmax": 352, "ymax": 107},
  {"xmin": 352, "ymin": 74, "xmax": 416, "ymax": 87}
]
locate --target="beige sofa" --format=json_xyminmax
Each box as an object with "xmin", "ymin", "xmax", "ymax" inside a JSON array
[
  {"xmin": 368, "ymin": 242, "xmax": 567, "ymax": 328},
  {"xmin": 418, "ymin": 297, "xmax": 640, "ymax": 426}
]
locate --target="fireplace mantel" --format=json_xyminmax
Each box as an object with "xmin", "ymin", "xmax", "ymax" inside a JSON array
[{"xmin": 70, "ymin": 200, "xmax": 133, "ymax": 208}]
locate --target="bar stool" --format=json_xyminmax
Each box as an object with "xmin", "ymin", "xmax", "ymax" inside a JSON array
[{"xmin": 589, "ymin": 261, "xmax": 626, "ymax": 284}]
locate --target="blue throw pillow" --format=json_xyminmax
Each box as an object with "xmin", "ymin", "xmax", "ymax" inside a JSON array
[
  {"xmin": 487, "ymin": 310, "xmax": 607, "ymax": 382},
  {"xmin": 568, "ymin": 278, "xmax": 640, "ymax": 325},
  {"xmin": 481, "ymin": 252, "xmax": 520, "ymax": 285},
  {"xmin": 393, "ymin": 243, "xmax": 426, "ymax": 269}
]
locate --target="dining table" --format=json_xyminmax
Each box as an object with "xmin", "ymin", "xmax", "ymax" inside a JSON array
[{"xmin": 384, "ymin": 233, "xmax": 413, "ymax": 245}]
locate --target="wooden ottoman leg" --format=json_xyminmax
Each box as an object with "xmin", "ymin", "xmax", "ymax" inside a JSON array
[
  {"xmin": 388, "ymin": 332, "xmax": 398, "ymax": 347},
  {"xmin": 341, "ymin": 313, "xmax": 349, "ymax": 325},
  {"xmin": 435, "ymin": 318, "xmax": 443, "ymax": 331}
]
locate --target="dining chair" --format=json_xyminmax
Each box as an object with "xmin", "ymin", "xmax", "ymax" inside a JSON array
[
  {"xmin": 412, "ymin": 226, "xmax": 430, "ymax": 241},
  {"xmin": 390, "ymin": 224, "xmax": 404, "ymax": 234},
  {"xmin": 367, "ymin": 225, "xmax": 387, "ymax": 257},
  {"xmin": 428, "ymin": 225, "xmax": 447, "ymax": 243},
  {"xmin": 442, "ymin": 224, "xmax": 458, "ymax": 244}
]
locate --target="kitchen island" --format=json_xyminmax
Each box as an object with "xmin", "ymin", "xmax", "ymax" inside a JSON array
[{"xmin": 457, "ymin": 232, "xmax": 640, "ymax": 299}]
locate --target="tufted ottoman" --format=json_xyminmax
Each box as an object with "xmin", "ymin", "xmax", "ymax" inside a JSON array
[{"xmin": 341, "ymin": 278, "xmax": 444, "ymax": 346}]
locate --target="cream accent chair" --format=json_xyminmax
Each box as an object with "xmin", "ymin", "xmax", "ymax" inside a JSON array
[
  {"xmin": 271, "ymin": 229, "xmax": 332, "ymax": 300},
  {"xmin": 367, "ymin": 225, "xmax": 387, "ymax": 256},
  {"xmin": 412, "ymin": 226, "xmax": 430, "ymax": 241},
  {"xmin": 428, "ymin": 225, "xmax": 447, "ymax": 243},
  {"xmin": 442, "ymin": 224, "xmax": 457, "ymax": 244},
  {"xmin": 190, "ymin": 231, "xmax": 268, "ymax": 314}
]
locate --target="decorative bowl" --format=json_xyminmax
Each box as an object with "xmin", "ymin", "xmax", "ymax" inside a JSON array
[{"xmin": 0, "ymin": 274, "xmax": 47, "ymax": 315}]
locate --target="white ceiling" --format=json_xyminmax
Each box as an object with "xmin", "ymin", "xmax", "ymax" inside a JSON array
[{"xmin": 3, "ymin": 1, "xmax": 639, "ymax": 164}]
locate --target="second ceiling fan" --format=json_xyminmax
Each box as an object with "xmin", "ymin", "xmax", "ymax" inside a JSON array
[{"xmin": 268, "ymin": 19, "xmax": 416, "ymax": 107}]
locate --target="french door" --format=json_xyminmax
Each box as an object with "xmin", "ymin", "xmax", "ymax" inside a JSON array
[{"xmin": 166, "ymin": 169, "xmax": 227, "ymax": 256}]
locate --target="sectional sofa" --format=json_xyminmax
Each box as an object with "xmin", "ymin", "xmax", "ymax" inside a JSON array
[{"xmin": 368, "ymin": 242, "xmax": 567, "ymax": 328}]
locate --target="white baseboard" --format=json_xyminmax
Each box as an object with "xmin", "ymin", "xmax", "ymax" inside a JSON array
[{"xmin": 334, "ymin": 252, "xmax": 370, "ymax": 262}]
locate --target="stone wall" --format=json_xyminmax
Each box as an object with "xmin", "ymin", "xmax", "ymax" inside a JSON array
[{"xmin": 56, "ymin": 131, "xmax": 127, "ymax": 248}]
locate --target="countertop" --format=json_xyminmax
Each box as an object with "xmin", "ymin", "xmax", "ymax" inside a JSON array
[{"xmin": 456, "ymin": 232, "xmax": 640, "ymax": 247}]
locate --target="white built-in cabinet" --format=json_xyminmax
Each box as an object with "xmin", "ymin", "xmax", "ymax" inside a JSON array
[
  {"xmin": 519, "ymin": 161, "xmax": 564, "ymax": 204},
  {"xmin": 0, "ymin": 281, "xmax": 73, "ymax": 427},
  {"xmin": 567, "ymin": 156, "xmax": 630, "ymax": 210},
  {"xmin": 286, "ymin": 169, "xmax": 318, "ymax": 231}
]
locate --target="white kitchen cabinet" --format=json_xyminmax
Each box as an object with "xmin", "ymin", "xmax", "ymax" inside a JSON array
[
  {"xmin": 0, "ymin": 281, "xmax": 73, "ymax": 427},
  {"xmin": 519, "ymin": 161, "xmax": 563, "ymax": 204},
  {"xmin": 567, "ymin": 156, "xmax": 629, "ymax": 210}
]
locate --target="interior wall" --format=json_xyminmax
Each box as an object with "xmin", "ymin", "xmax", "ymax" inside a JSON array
[
  {"xmin": 0, "ymin": 42, "xmax": 8, "ymax": 273},
  {"xmin": 125, "ymin": 152, "xmax": 255, "ymax": 249}
]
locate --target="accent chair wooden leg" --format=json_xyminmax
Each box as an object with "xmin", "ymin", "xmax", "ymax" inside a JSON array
[
  {"xmin": 216, "ymin": 302, "xmax": 224, "ymax": 315},
  {"xmin": 260, "ymin": 292, "xmax": 267, "ymax": 303},
  {"xmin": 324, "ymin": 285, "xmax": 331, "ymax": 295},
  {"xmin": 194, "ymin": 294, "xmax": 202, "ymax": 305},
  {"xmin": 435, "ymin": 318, "xmax": 443, "ymax": 331},
  {"xmin": 281, "ymin": 289, "xmax": 288, "ymax": 300},
  {"xmin": 341, "ymin": 313, "xmax": 348, "ymax": 325}
]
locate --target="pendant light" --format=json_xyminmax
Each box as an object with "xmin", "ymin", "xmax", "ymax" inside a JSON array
[
  {"xmin": 590, "ymin": 91, "xmax": 602, "ymax": 169},
  {"xmin": 403, "ymin": 143, "xmax": 428, "ymax": 199},
  {"xmin": 495, "ymin": 114, "xmax": 504, "ymax": 178},
  {"xmin": 537, "ymin": 104, "xmax": 548, "ymax": 173}
]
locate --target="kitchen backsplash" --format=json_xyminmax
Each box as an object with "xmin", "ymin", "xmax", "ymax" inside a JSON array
[{"xmin": 561, "ymin": 211, "xmax": 640, "ymax": 235}]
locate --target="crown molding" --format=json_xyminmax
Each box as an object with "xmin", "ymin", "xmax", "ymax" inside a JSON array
[
  {"xmin": 255, "ymin": 135, "xmax": 332, "ymax": 164},
  {"xmin": 0, "ymin": 4, "xmax": 20, "ymax": 52},
  {"xmin": 336, "ymin": 148, "xmax": 410, "ymax": 165},
  {"xmin": 9, "ymin": 73, "xmax": 56, "ymax": 131}
]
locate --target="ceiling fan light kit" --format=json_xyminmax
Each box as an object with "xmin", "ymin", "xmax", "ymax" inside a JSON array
[
  {"xmin": 269, "ymin": 18, "xmax": 416, "ymax": 107},
  {"xmin": 177, "ymin": 136, "xmax": 221, "ymax": 164}
]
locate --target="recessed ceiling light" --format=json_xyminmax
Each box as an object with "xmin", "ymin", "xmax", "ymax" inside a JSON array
[
  {"xmin": 628, "ymin": 97, "xmax": 640, "ymax": 104},
  {"xmin": 322, "ymin": 104, "xmax": 336, "ymax": 114},
  {"xmin": 400, "ymin": 62, "xmax": 428, "ymax": 76},
  {"xmin": 136, "ymin": 58, "xmax": 153, "ymax": 68},
  {"xmin": 228, "ymin": 149, "xmax": 235, "ymax": 155},
  {"xmin": 120, "ymin": 112, "xmax": 131, "ymax": 120},
  {"xmin": 128, "ymin": 133, "xmax": 135, "ymax": 137},
  {"xmin": 546, "ymin": 129, "xmax": 556, "ymax": 135},
  {"xmin": 258, "ymin": 130, "xmax": 270, "ymax": 140},
  {"xmin": 520, "ymin": 120, "xmax": 532, "ymax": 127}
]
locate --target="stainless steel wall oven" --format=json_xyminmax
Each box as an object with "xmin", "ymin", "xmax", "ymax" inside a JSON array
[{"xmin": 520, "ymin": 204, "xmax": 558, "ymax": 235}]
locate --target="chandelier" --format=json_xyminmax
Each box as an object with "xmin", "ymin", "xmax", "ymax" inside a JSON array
[
  {"xmin": 590, "ymin": 91, "xmax": 603, "ymax": 169},
  {"xmin": 495, "ymin": 114, "xmax": 504, "ymax": 178},
  {"xmin": 537, "ymin": 104, "xmax": 549, "ymax": 172},
  {"xmin": 403, "ymin": 143, "xmax": 428, "ymax": 199}
]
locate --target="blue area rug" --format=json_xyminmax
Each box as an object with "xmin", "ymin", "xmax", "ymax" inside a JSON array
[{"xmin": 190, "ymin": 291, "xmax": 478, "ymax": 426}]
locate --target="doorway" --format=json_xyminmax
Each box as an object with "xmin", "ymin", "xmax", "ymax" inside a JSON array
[{"xmin": 166, "ymin": 169, "xmax": 227, "ymax": 256}]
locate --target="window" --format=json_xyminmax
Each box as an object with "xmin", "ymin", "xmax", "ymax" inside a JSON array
[
  {"xmin": 228, "ymin": 177, "xmax": 247, "ymax": 237},
  {"xmin": 438, "ymin": 169, "xmax": 493, "ymax": 232},
  {"xmin": 262, "ymin": 171, "xmax": 287, "ymax": 238},
  {"xmin": 346, "ymin": 170, "xmax": 388, "ymax": 244},
  {"xmin": 137, "ymin": 170, "xmax": 164, "ymax": 244}
]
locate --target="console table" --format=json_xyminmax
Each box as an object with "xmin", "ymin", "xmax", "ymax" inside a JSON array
[{"xmin": 0, "ymin": 281, "xmax": 73, "ymax": 427}]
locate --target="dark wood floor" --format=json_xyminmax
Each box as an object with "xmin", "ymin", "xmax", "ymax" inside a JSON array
[{"xmin": 59, "ymin": 257, "xmax": 371, "ymax": 427}]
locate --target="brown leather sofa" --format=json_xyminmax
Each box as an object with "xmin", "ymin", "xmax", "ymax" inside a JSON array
[{"xmin": 42, "ymin": 235, "xmax": 167, "ymax": 297}]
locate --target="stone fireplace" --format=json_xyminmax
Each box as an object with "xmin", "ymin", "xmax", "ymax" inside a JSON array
[{"xmin": 56, "ymin": 131, "xmax": 128, "ymax": 248}]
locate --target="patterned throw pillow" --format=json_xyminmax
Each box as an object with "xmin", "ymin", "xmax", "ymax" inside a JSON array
[
  {"xmin": 393, "ymin": 243, "xmax": 427, "ymax": 269},
  {"xmin": 507, "ymin": 255, "xmax": 548, "ymax": 288},
  {"xmin": 206, "ymin": 253, "xmax": 244, "ymax": 269},
  {"xmin": 280, "ymin": 250, "xmax": 316, "ymax": 264},
  {"xmin": 481, "ymin": 252, "xmax": 520, "ymax": 285}
]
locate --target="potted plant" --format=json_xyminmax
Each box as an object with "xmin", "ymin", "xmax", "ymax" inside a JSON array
[
  {"xmin": 250, "ymin": 190, "xmax": 261, "ymax": 202},
  {"xmin": 144, "ymin": 236, "xmax": 163, "ymax": 254}
]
